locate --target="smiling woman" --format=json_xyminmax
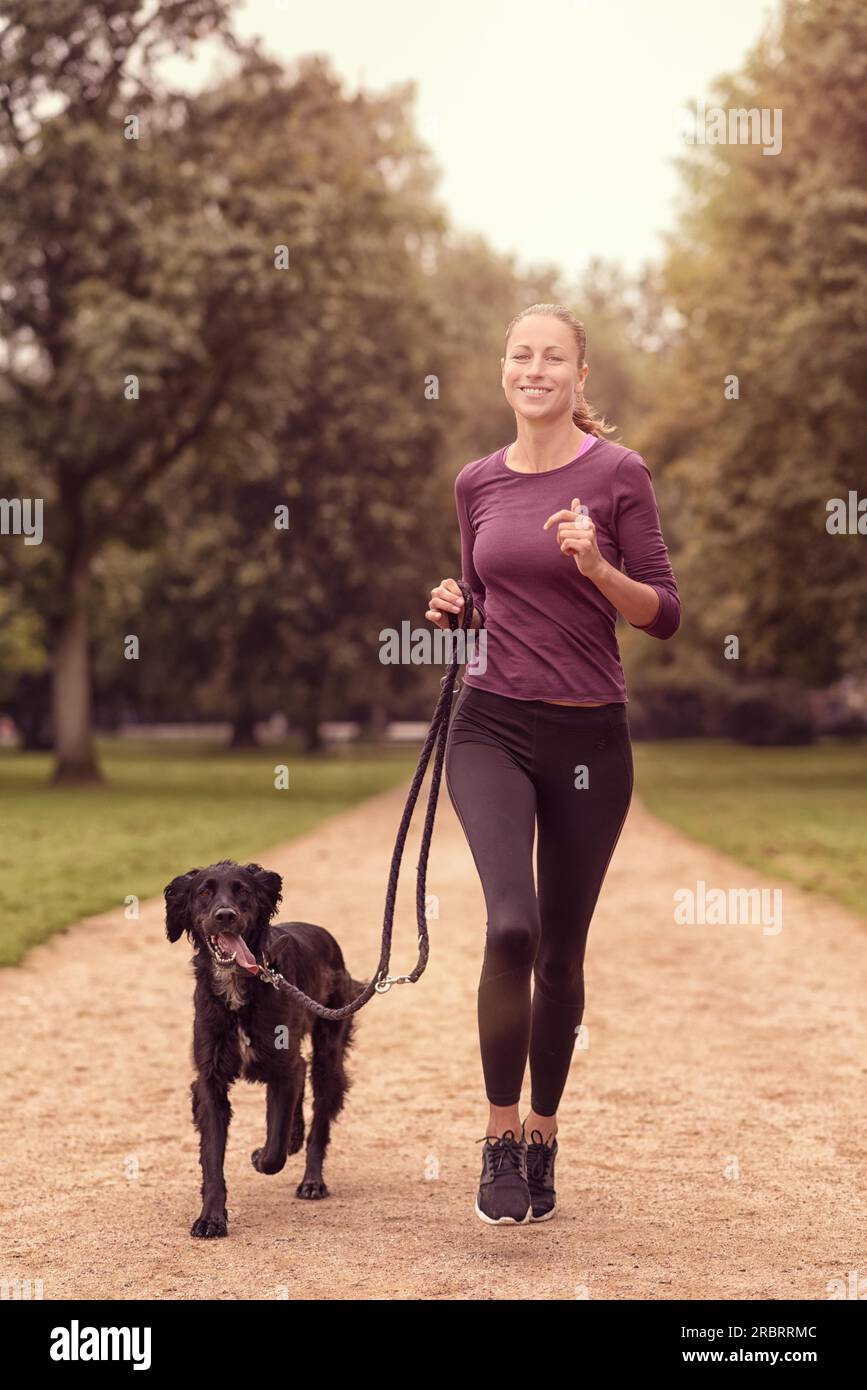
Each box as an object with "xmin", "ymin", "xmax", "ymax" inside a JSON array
[{"xmin": 427, "ymin": 301, "xmax": 682, "ymax": 1225}]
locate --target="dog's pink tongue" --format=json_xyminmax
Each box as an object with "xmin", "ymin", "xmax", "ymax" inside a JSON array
[{"xmin": 217, "ymin": 933, "xmax": 258, "ymax": 974}]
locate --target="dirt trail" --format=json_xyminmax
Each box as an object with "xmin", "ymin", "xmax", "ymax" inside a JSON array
[{"xmin": 1, "ymin": 780, "xmax": 865, "ymax": 1301}]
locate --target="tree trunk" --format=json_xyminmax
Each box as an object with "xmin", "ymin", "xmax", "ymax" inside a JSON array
[
  {"xmin": 301, "ymin": 712, "xmax": 325, "ymax": 754},
  {"xmin": 51, "ymin": 560, "xmax": 102, "ymax": 785},
  {"xmin": 230, "ymin": 707, "xmax": 260, "ymax": 748},
  {"xmin": 10, "ymin": 673, "xmax": 53, "ymax": 750},
  {"xmin": 365, "ymin": 700, "xmax": 389, "ymax": 740}
]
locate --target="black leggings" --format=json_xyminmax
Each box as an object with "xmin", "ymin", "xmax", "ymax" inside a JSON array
[{"xmin": 444, "ymin": 682, "xmax": 634, "ymax": 1116}]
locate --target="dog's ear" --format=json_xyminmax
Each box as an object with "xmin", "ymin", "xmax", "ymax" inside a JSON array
[
  {"xmin": 164, "ymin": 869, "xmax": 200, "ymax": 943},
  {"xmin": 244, "ymin": 863, "xmax": 283, "ymax": 921}
]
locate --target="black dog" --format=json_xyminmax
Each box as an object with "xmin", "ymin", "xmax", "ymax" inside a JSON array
[{"xmin": 165, "ymin": 859, "xmax": 363, "ymax": 1238}]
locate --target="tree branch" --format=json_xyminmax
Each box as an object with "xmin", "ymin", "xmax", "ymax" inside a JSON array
[{"xmin": 89, "ymin": 363, "xmax": 236, "ymax": 551}]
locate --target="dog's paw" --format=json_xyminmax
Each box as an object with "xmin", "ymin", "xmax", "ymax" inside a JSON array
[
  {"xmin": 191, "ymin": 1212, "xmax": 228, "ymax": 1238},
  {"xmin": 296, "ymin": 1178, "xmax": 329, "ymax": 1200},
  {"xmin": 251, "ymin": 1147, "xmax": 286, "ymax": 1175}
]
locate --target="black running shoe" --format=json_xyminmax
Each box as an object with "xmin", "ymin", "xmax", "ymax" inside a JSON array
[
  {"xmin": 526, "ymin": 1128, "xmax": 558, "ymax": 1221},
  {"xmin": 474, "ymin": 1129, "xmax": 531, "ymax": 1225}
]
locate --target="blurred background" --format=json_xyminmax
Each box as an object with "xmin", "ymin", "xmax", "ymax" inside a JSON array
[{"xmin": 0, "ymin": 0, "xmax": 865, "ymax": 960}]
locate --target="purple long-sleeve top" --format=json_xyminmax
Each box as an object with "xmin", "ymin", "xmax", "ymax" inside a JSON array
[{"xmin": 454, "ymin": 435, "xmax": 681, "ymax": 703}]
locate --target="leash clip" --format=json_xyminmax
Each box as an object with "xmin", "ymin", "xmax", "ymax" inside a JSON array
[
  {"xmin": 374, "ymin": 934, "xmax": 426, "ymax": 993},
  {"xmin": 257, "ymin": 961, "xmax": 283, "ymax": 990},
  {"xmin": 374, "ymin": 970, "xmax": 414, "ymax": 993}
]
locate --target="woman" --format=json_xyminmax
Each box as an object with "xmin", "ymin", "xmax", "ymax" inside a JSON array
[{"xmin": 426, "ymin": 304, "xmax": 681, "ymax": 1226}]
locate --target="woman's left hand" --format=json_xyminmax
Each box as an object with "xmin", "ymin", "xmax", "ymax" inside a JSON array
[{"xmin": 542, "ymin": 496, "xmax": 606, "ymax": 579}]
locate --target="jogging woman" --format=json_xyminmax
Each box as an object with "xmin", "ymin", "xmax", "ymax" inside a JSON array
[{"xmin": 427, "ymin": 303, "xmax": 681, "ymax": 1225}]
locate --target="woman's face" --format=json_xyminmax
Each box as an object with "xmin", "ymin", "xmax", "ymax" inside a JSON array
[{"xmin": 501, "ymin": 315, "xmax": 589, "ymax": 422}]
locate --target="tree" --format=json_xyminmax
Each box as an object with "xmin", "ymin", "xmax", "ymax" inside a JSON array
[
  {"xmin": 0, "ymin": 1, "xmax": 267, "ymax": 782},
  {"xmin": 0, "ymin": 5, "xmax": 449, "ymax": 774},
  {"xmin": 636, "ymin": 0, "xmax": 867, "ymax": 694}
]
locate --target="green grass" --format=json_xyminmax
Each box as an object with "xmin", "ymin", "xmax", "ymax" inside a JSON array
[
  {"xmin": 0, "ymin": 738, "xmax": 419, "ymax": 966},
  {"xmin": 1, "ymin": 736, "xmax": 864, "ymax": 968},
  {"xmin": 633, "ymin": 738, "xmax": 867, "ymax": 917}
]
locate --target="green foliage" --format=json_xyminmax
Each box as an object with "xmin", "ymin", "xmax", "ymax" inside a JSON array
[
  {"xmin": 3, "ymin": 0, "xmax": 864, "ymax": 767},
  {"xmin": 0, "ymin": 8, "xmax": 456, "ymax": 765},
  {"xmin": 635, "ymin": 0, "xmax": 867, "ymax": 691}
]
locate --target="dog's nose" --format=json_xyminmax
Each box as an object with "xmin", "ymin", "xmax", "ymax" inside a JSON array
[{"xmin": 214, "ymin": 907, "xmax": 238, "ymax": 925}]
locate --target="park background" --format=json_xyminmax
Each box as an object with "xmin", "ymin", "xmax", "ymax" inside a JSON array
[
  {"xmin": 1, "ymin": 0, "xmax": 866, "ymax": 1307},
  {"xmin": 2, "ymin": 0, "xmax": 865, "ymax": 962}
]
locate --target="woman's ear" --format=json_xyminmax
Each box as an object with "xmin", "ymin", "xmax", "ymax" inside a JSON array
[
  {"xmin": 244, "ymin": 863, "xmax": 283, "ymax": 921},
  {"xmin": 164, "ymin": 869, "xmax": 200, "ymax": 942}
]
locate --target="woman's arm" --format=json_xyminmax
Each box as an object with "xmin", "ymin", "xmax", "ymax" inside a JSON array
[
  {"xmin": 584, "ymin": 558, "xmax": 662, "ymax": 628},
  {"xmin": 602, "ymin": 451, "xmax": 680, "ymax": 639},
  {"xmin": 455, "ymin": 472, "xmax": 487, "ymax": 630},
  {"xmin": 544, "ymin": 451, "xmax": 681, "ymax": 638}
]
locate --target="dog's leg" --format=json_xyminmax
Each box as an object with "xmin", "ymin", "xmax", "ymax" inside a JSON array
[
  {"xmin": 288, "ymin": 1056, "xmax": 306, "ymax": 1155},
  {"xmin": 297, "ymin": 1012, "xmax": 356, "ymax": 1200},
  {"xmin": 251, "ymin": 1063, "xmax": 302, "ymax": 1174},
  {"xmin": 190, "ymin": 1076, "xmax": 232, "ymax": 1238}
]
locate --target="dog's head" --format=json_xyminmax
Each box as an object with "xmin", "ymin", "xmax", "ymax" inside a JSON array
[{"xmin": 164, "ymin": 860, "xmax": 283, "ymax": 973}]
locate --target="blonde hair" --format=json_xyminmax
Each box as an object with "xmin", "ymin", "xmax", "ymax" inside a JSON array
[{"xmin": 504, "ymin": 303, "xmax": 617, "ymax": 438}]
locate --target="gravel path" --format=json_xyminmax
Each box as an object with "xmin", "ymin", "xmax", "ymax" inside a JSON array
[{"xmin": 1, "ymin": 780, "xmax": 864, "ymax": 1300}]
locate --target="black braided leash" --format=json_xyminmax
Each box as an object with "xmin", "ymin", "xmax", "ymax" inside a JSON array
[{"xmin": 255, "ymin": 581, "xmax": 475, "ymax": 1019}]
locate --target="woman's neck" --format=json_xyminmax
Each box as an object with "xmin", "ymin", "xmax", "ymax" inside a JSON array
[{"xmin": 508, "ymin": 422, "xmax": 588, "ymax": 473}]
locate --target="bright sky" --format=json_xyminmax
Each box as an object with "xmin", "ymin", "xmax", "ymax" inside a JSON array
[{"xmin": 175, "ymin": 0, "xmax": 781, "ymax": 278}]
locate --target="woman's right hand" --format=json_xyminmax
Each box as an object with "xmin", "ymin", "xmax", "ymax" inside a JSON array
[{"xmin": 426, "ymin": 577, "xmax": 466, "ymax": 631}]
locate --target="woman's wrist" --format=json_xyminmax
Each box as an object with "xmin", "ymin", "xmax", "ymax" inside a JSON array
[{"xmin": 582, "ymin": 554, "xmax": 610, "ymax": 585}]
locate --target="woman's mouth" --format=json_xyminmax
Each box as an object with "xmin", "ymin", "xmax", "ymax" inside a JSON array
[{"xmin": 519, "ymin": 387, "xmax": 551, "ymax": 397}]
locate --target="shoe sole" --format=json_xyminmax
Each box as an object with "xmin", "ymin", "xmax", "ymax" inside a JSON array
[
  {"xmin": 529, "ymin": 1205, "xmax": 557, "ymax": 1222},
  {"xmin": 474, "ymin": 1197, "xmax": 532, "ymax": 1225}
]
